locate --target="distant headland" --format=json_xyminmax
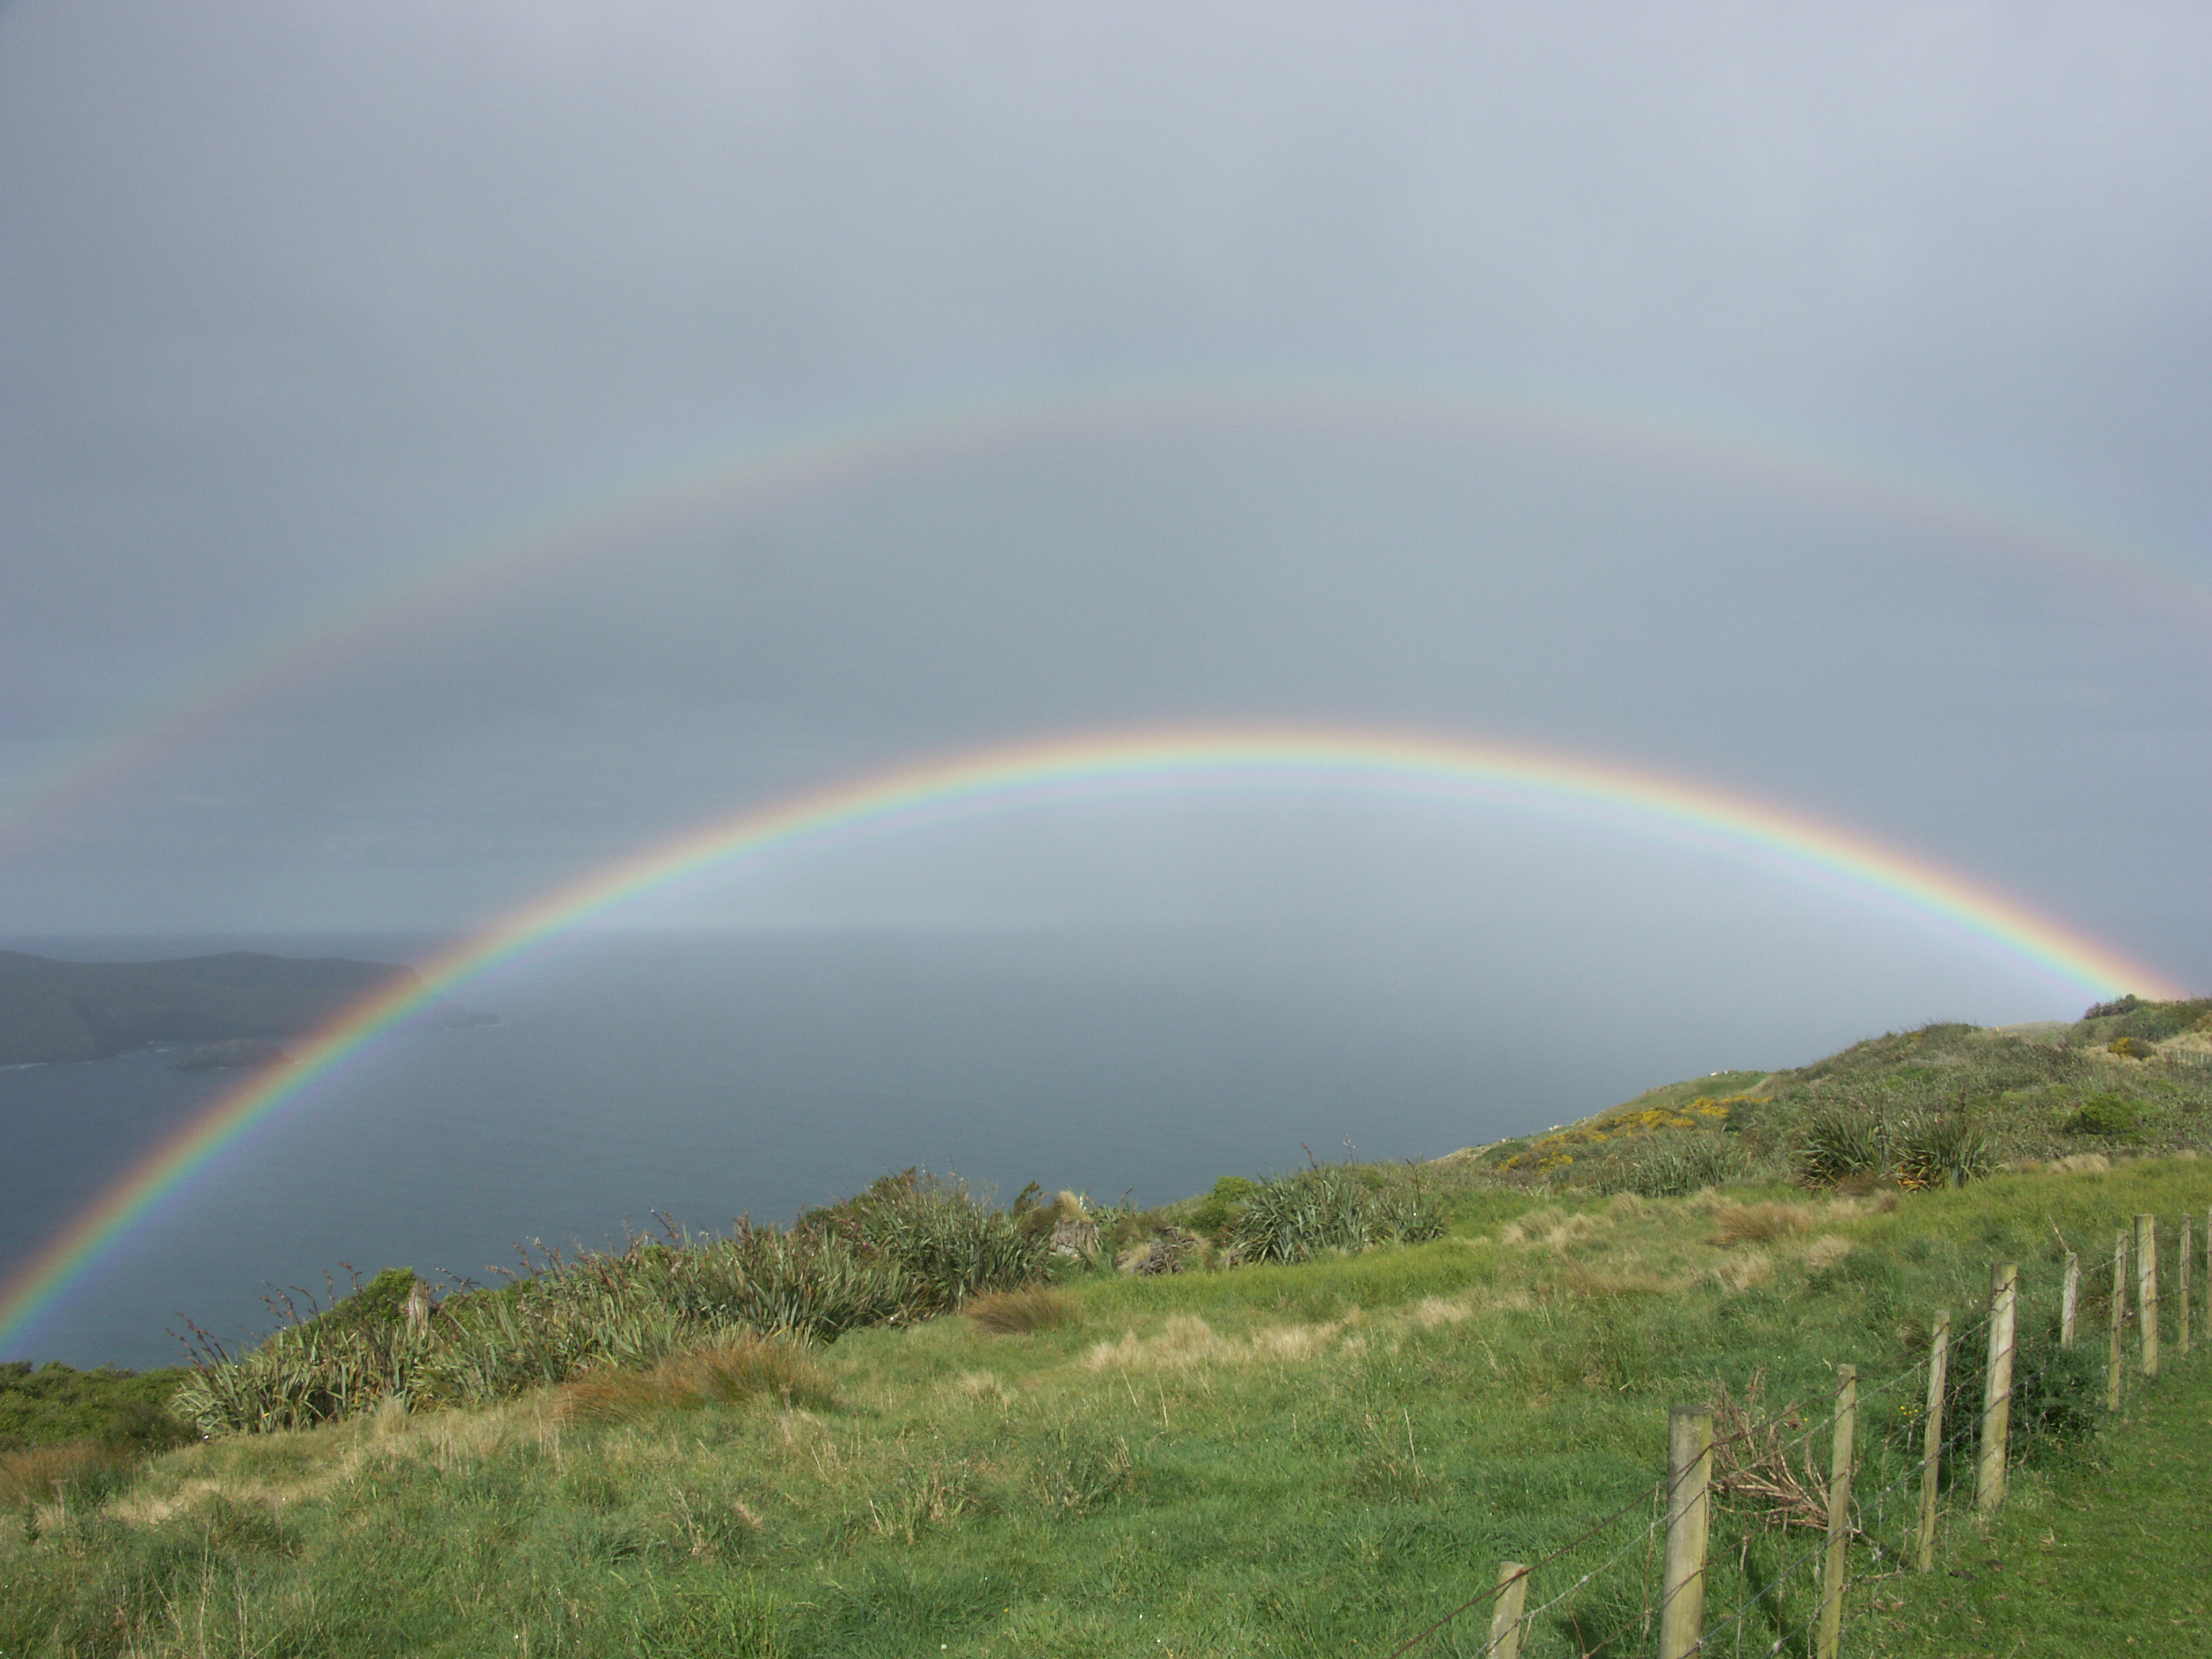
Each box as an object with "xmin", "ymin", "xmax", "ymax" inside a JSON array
[{"xmin": 0, "ymin": 949, "xmax": 494, "ymax": 1066}]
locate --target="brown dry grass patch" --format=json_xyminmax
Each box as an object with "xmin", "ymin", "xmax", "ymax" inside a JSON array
[
  {"xmin": 1711, "ymin": 1202, "xmax": 1814, "ymax": 1247},
  {"xmin": 964, "ymin": 1286, "xmax": 1076, "ymax": 1335},
  {"xmin": 1556, "ymin": 1262, "xmax": 1668, "ymax": 1299},
  {"xmin": 559, "ymin": 1335, "xmax": 834, "ymax": 1425},
  {"xmin": 0, "ymin": 1439, "xmax": 136, "ymax": 1507}
]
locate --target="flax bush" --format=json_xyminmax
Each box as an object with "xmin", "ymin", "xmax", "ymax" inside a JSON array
[
  {"xmin": 1225, "ymin": 1165, "xmax": 1444, "ymax": 1263},
  {"xmin": 176, "ymin": 1174, "xmax": 1050, "ymax": 1436},
  {"xmin": 1593, "ymin": 1132, "xmax": 1742, "ymax": 1196},
  {"xmin": 1796, "ymin": 1109, "xmax": 1889, "ymax": 1187}
]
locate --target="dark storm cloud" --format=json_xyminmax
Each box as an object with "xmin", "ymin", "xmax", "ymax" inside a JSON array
[{"xmin": 0, "ymin": 1, "xmax": 2207, "ymax": 1002}]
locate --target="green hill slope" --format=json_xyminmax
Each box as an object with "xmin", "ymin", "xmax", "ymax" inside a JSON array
[{"xmin": 1456, "ymin": 998, "xmax": 2212, "ymax": 1195}]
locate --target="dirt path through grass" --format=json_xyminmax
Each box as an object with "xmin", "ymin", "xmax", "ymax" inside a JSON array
[{"xmin": 1866, "ymin": 1353, "xmax": 2212, "ymax": 1656}]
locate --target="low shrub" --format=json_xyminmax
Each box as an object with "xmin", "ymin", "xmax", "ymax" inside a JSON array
[
  {"xmin": 2063, "ymin": 1094, "xmax": 2143, "ymax": 1142},
  {"xmin": 1923, "ymin": 1317, "xmax": 2102, "ymax": 1475},
  {"xmin": 1185, "ymin": 1176, "xmax": 1260, "ymax": 1241},
  {"xmin": 1116, "ymin": 1229, "xmax": 1203, "ymax": 1276},
  {"xmin": 2074, "ymin": 995, "xmax": 2212, "ymax": 1046},
  {"xmin": 0, "ymin": 1361, "xmax": 194, "ymax": 1455}
]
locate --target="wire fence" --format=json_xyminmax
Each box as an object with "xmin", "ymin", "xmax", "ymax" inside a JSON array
[{"xmin": 1380, "ymin": 1204, "xmax": 2210, "ymax": 1658}]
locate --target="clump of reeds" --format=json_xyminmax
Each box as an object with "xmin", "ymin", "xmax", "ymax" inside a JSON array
[{"xmin": 964, "ymin": 1286, "xmax": 1075, "ymax": 1335}]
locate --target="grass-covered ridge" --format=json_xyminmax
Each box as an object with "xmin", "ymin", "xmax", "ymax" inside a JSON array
[
  {"xmin": 1454, "ymin": 999, "xmax": 2212, "ymax": 1195},
  {"xmin": 4, "ymin": 998, "xmax": 2210, "ymax": 1656}
]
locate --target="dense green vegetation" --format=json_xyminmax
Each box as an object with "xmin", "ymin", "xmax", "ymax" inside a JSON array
[
  {"xmin": 0, "ymin": 1363, "xmax": 192, "ymax": 1456},
  {"xmin": 5, "ymin": 1000, "xmax": 2211, "ymax": 1656}
]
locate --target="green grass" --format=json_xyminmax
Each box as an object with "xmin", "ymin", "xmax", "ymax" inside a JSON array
[
  {"xmin": 1863, "ymin": 1329, "xmax": 2212, "ymax": 1656},
  {"xmin": 5, "ymin": 1158, "xmax": 2209, "ymax": 1657}
]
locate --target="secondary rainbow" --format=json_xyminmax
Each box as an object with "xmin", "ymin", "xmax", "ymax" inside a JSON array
[
  {"xmin": 7, "ymin": 375, "xmax": 2208, "ymax": 862},
  {"xmin": 0, "ymin": 724, "xmax": 2184, "ymax": 1351}
]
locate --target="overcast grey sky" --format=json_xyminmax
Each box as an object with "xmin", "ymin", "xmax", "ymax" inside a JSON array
[{"xmin": 2, "ymin": 1, "xmax": 2207, "ymax": 1022}]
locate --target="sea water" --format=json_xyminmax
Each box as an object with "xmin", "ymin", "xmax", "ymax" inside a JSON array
[{"xmin": 3, "ymin": 927, "xmax": 1665, "ymax": 1369}]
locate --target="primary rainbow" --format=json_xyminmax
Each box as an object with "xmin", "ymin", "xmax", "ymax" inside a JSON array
[{"xmin": 0, "ymin": 723, "xmax": 2184, "ymax": 1351}]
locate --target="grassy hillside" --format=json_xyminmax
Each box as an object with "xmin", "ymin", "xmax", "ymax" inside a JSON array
[
  {"xmin": 5, "ymin": 1000, "xmax": 2211, "ymax": 1657},
  {"xmin": 1457, "ymin": 997, "xmax": 2212, "ymax": 1195}
]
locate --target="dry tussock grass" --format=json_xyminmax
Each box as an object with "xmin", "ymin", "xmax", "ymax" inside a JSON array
[
  {"xmin": 1083, "ymin": 1312, "xmax": 1373, "ymax": 1372},
  {"xmin": 1713, "ymin": 1251, "xmax": 1776, "ymax": 1292},
  {"xmin": 964, "ymin": 1286, "xmax": 1075, "ymax": 1334},
  {"xmin": 1413, "ymin": 1296, "xmax": 1473, "ymax": 1327},
  {"xmin": 1084, "ymin": 1315, "xmax": 1226, "ymax": 1371},
  {"xmin": 1498, "ymin": 1209, "xmax": 1603, "ymax": 1250},
  {"xmin": 1803, "ymin": 1235, "xmax": 1853, "ymax": 1271},
  {"xmin": 1240, "ymin": 1322, "xmax": 1337, "ymax": 1363},
  {"xmin": 1556, "ymin": 1263, "xmax": 1668, "ymax": 1299},
  {"xmin": 559, "ymin": 1335, "xmax": 833, "ymax": 1425},
  {"xmin": 1711, "ymin": 1202, "xmax": 1814, "ymax": 1247},
  {"xmin": 947, "ymin": 1370, "xmax": 1018, "ymax": 1410},
  {"xmin": 2049, "ymin": 1152, "xmax": 2112, "ymax": 1174},
  {"xmin": 0, "ymin": 1439, "xmax": 134, "ymax": 1508}
]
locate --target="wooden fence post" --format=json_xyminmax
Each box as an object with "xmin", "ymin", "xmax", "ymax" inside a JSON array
[
  {"xmin": 1658, "ymin": 1406, "xmax": 1713, "ymax": 1659},
  {"xmin": 2180, "ymin": 1215, "xmax": 2192, "ymax": 1358},
  {"xmin": 1915, "ymin": 1311, "xmax": 1949, "ymax": 1572},
  {"xmin": 2108, "ymin": 1231, "xmax": 2128, "ymax": 1412},
  {"xmin": 1975, "ymin": 1265, "xmax": 2017, "ymax": 1513},
  {"xmin": 2060, "ymin": 1252, "xmax": 2079, "ymax": 1348},
  {"xmin": 1814, "ymin": 1366, "xmax": 1858, "ymax": 1659},
  {"xmin": 2135, "ymin": 1215, "xmax": 2159, "ymax": 1378},
  {"xmin": 1485, "ymin": 1561, "xmax": 1530, "ymax": 1659}
]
